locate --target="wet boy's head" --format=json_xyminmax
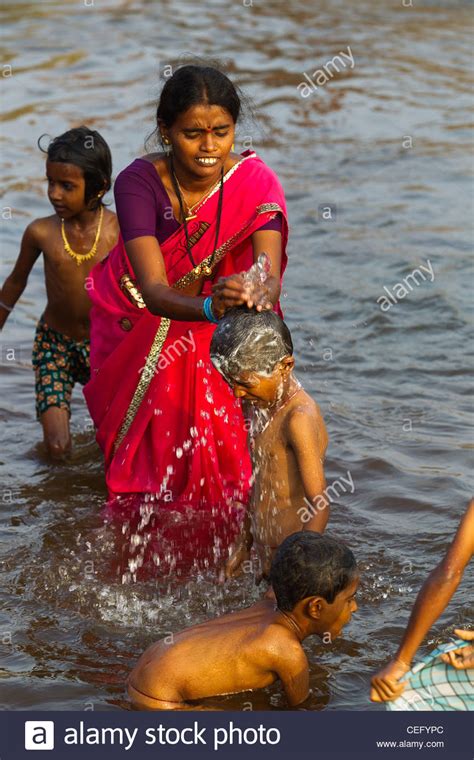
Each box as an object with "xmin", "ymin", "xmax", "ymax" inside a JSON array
[
  {"xmin": 210, "ymin": 307, "xmax": 294, "ymax": 405},
  {"xmin": 40, "ymin": 126, "xmax": 112, "ymax": 214},
  {"xmin": 270, "ymin": 532, "xmax": 359, "ymax": 639}
]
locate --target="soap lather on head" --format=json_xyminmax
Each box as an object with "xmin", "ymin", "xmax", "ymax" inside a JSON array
[{"xmin": 210, "ymin": 305, "xmax": 293, "ymax": 385}]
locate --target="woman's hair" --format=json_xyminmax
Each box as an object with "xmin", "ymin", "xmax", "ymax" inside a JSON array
[
  {"xmin": 210, "ymin": 306, "xmax": 293, "ymax": 380},
  {"xmin": 156, "ymin": 64, "xmax": 242, "ymax": 128},
  {"xmin": 270, "ymin": 532, "xmax": 358, "ymax": 612},
  {"xmin": 38, "ymin": 126, "xmax": 112, "ymax": 210}
]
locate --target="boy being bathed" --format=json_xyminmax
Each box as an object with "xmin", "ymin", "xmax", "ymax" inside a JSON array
[
  {"xmin": 210, "ymin": 307, "xmax": 329, "ymax": 579},
  {"xmin": 128, "ymin": 532, "xmax": 358, "ymax": 710}
]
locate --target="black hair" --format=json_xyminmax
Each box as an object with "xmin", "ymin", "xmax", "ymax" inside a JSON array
[
  {"xmin": 270, "ymin": 532, "xmax": 358, "ymax": 612},
  {"xmin": 39, "ymin": 126, "xmax": 112, "ymax": 210},
  {"xmin": 156, "ymin": 64, "xmax": 241, "ymax": 129},
  {"xmin": 210, "ymin": 306, "xmax": 293, "ymax": 380}
]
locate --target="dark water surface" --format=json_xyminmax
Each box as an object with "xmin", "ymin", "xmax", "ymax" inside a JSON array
[{"xmin": 1, "ymin": 0, "xmax": 473, "ymax": 711}]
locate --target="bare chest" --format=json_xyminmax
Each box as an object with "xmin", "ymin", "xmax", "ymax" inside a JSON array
[{"xmin": 250, "ymin": 422, "xmax": 293, "ymax": 473}]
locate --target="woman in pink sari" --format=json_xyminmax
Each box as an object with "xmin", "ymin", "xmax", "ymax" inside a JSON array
[{"xmin": 84, "ymin": 65, "xmax": 288, "ymax": 577}]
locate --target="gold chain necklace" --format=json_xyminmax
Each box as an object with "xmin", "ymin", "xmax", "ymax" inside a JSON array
[
  {"xmin": 61, "ymin": 206, "xmax": 104, "ymax": 266},
  {"xmin": 174, "ymin": 173, "xmax": 222, "ymax": 221}
]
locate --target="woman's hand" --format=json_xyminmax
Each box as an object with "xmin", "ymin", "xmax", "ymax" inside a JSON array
[
  {"xmin": 211, "ymin": 273, "xmax": 273, "ymax": 316},
  {"xmin": 370, "ymin": 657, "xmax": 411, "ymax": 703},
  {"xmin": 440, "ymin": 629, "xmax": 474, "ymax": 669},
  {"xmin": 211, "ymin": 274, "xmax": 249, "ymax": 317}
]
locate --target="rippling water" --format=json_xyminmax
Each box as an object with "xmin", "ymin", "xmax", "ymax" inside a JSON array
[{"xmin": 1, "ymin": 0, "xmax": 473, "ymax": 711}]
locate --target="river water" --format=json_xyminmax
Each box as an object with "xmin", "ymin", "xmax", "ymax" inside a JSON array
[{"xmin": 1, "ymin": 0, "xmax": 473, "ymax": 711}]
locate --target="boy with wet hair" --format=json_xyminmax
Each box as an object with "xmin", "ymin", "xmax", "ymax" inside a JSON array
[
  {"xmin": 210, "ymin": 306, "xmax": 329, "ymax": 579},
  {"xmin": 128, "ymin": 532, "xmax": 358, "ymax": 710}
]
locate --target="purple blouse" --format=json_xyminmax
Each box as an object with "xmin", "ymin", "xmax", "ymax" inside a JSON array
[{"xmin": 114, "ymin": 158, "xmax": 282, "ymax": 244}]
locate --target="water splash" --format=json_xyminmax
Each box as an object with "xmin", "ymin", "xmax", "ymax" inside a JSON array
[{"xmin": 242, "ymin": 252, "xmax": 271, "ymax": 307}]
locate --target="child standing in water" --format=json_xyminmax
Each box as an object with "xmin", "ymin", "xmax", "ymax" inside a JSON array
[
  {"xmin": 0, "ymin": 127, "xmax": 118, "ymax": 458},
  {"xmin": 128, "ymin": 532, "xmax": 358, "ymax": 710},
  {"xmin": 210, "ymin": 307, "xmax": 329, "ymax": 579}
]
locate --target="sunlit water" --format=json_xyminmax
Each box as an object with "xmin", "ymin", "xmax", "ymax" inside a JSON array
[{"xmin": 1, "ymin": 0, "xmax": 473, "ymax": 711}]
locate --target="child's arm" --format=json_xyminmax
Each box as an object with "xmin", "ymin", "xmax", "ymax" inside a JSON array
[
  {"xmin": 222, "ymin": 510, "xmax": 253, "ymax": 580},
  {"xmin": 370, "ymin": 499, "xmax": 474, "ymax": 702},
  {"xmin": 287, "ymin": 408, "xmax": 329, "ymax": 533},
  {"xmin": 0, "ymin": 222, "xmax": 42, "ymax": 329},
  {"xmin": 222, "ymin": 430, "xmax": 254, "ymax": 581},
  {"xmin": 275, "ymin": 643, "xmax": 310, "ymax": 707}
]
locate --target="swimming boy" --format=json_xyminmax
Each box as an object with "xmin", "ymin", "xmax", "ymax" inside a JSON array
[
  {"xmin": 0, "ymin": 127, "xmax": 119, "ymax": 458},
  {"xmin": 128, "ymin": 532, "xmax": 358, "ymax": 710},
  {"xmin": 210, "ymin": 307, "xmax": 329, "ymax": 579}
]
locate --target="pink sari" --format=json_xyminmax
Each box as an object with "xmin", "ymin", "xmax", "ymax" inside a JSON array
[{"xmin": 84, "ymin": 151, "xmax": 288, "ymax": 576}]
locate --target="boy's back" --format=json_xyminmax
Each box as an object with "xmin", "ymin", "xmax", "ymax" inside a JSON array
[
  {"xmin": 128, "ymin": 533, "xmax": 359, "ymax": 711},
  {"xmin": 128, "ymin": 599, "xmax": 306, "ymax": 710}
]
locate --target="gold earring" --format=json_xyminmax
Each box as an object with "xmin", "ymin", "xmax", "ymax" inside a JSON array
[{"xmin": 162, "ymin": 136, "xmax": 170, "ymax": 145}]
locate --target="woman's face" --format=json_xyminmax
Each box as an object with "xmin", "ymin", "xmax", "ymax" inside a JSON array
[{"xmin": 163, "ymin": 104, "xmax": 235, "ymax": 181}]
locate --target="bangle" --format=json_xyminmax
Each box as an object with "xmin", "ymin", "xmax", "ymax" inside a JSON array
[
  {"xmin": 202, "ymin": 296, "xmax": 219, "ymax": 324},
  {"xmin": 0, "ymin": 299, "xmax": 13, "ymax": 312}
]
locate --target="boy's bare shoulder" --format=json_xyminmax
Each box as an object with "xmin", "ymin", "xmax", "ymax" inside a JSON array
[
  {"xmin": 262, "ymin": 622, "xmax": 307, "ymax": 669},
  {"xmin": 294, "ymin": 389, "xmax": 320, "ymax": 412},
  {"xmin": 260, "ymin": 616, "xmax": 304, "ymax": 652},
  {"xmin": 284, "ymin": 391, "xmax": 328, "ymax": 449},
  {"xmin": 286, "ymin": 391, "xmax": 325, "ymax": 428}
]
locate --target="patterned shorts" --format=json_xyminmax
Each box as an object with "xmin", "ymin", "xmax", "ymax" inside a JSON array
[{"xmin": 32, "ymin": 316, "xmax": 90, "ymax": 418}]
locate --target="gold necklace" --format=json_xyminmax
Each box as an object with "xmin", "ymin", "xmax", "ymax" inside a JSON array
[
  {"xmin": 174, "ymin": 173, "xmax": 222, "ymax": 221},
  {"xmin": 61, "ymin": 206, "xmax": 104, "ymax": 266}
]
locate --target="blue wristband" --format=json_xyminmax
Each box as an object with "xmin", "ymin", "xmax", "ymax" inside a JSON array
[{"xmin": 203, "ymin": 296, "xmax": 219, "ymax": 324}]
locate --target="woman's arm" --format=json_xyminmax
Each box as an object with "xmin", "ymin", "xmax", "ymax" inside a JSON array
[
  {"xmin": 116, "ymin": 163, "xmax": 252, "ymax": 320},
  {"xmin": 125, "ymin": 236, "xmax": 206, "ymax": 320},
  {"xmin": 125, "ymin": 236, "xmax": 250, "ymax": 320},
  {"xmin": 250, "ymin": 228, "xmax": 282, "ymax": 307}
]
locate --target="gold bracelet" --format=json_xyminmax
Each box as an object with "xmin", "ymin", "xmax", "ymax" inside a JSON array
[{"xmin": 120, "ymin": 275, "xmax": 146, "ymax": 309}]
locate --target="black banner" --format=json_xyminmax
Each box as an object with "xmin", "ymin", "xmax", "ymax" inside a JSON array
[{"xmin": 1, "ymin": 710, "xmax": 472, "ymax": 760}]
